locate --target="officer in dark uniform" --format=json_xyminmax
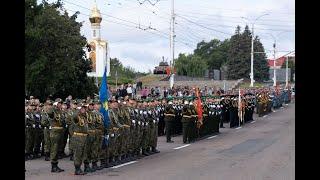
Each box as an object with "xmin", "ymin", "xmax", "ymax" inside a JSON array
[{"xmin": 164, "ymin": 99, "xmax": 175, "ymax": 143}]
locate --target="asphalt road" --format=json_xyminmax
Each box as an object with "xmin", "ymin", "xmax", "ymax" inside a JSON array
[{"xmin": 25, "ymin": 103, "xmax": 295, "ymax": 180}]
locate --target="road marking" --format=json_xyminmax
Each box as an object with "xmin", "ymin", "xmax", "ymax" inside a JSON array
[
  {"xmin": 272, "ymin": 110, "xmax": 277, "ymax": 113},
  {"xmin": 111, "ymin": 161, "xmax": 137, "ymax": 169},
  {"xmin": 174, "ymin": 144, "xmax": 191, "ymax": 150},
  {"xmin": 281, "ymin": 107, "xmax": 284, "ymax": 109},
  {"xmin": 235, "ymin": 127, "xmax": 242, "ymax": 130},
  {"xmin": 263, "ymin": 115, "xmax": 268, "ymax": 118},
  {"xmin": 285, "ymin": 104, "xmax": 289, "ymax": 106},
  {"xmin": 207, "ymin": 135, "xmax": 218, "ymax": 139},
  {"xmin": 250, "ymin": 121, "xmax": 256, "ymax": 123}
]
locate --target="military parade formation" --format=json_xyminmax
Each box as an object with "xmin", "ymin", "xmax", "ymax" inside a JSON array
[{"xmin": 25, "ymin": 86, "xmax": 292, "ymax": 175}]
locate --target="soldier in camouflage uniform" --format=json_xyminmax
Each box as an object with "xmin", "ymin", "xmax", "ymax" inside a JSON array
[
  {"xmin": 25, "ymin": 103, "xmax": 35, "ymax": 160},
  {"xmin": 33, "ymin": 103, "xmax": 43, "ymax": 158},
  {"xmin": 71, "ymin": 104, "xmax": 88, "ymax": 175},
  {"xmin": 40, "ymin": 100, "xmax": 53, "ymax": 161},
  {"xmin": 117, "ymin": 101, "xmax": 131, "ymax": 163},
  {"xmin": 83, "ymin": 101, "xmax": 97, "ymax": 173},
  {"xmin": 120, "ymin": 100, "xmax": 136, "ymax": 161},
  {"xmin": 127, "ymin": 99, "xmax": 138, "ymax": 160},
  {"xmin": 58, "ymin": 102, "xmax": 68, "ymax": 159},
  {"xmin": 66, "ymin": 100, "xmax": 78, "ymax": 161},
  {"xmin": 107, "ymin": 101, "xmax": 122, "ymax": 166},
  {"xmin": 133, "ymin": 100, "xmax": 144, "ymax": 159},
  {"xmin": 146, "ymin": 100, "xmax": 160, "ymax": 154},
  {"xmin": 140, "ymin": 101, "xmax": 150, "ymax": 156},
  {"xmin": 91, "ymin": 100, "xmax": 105, "ymax": 170},
  {"xmin": 49, "ymin": 99, "xmax": 65, "ymax": 172}
]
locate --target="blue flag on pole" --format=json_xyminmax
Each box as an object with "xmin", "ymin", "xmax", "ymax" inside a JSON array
[{"xmin": 99, "ymin": 67, "xmax": 110, "ymax": 128}]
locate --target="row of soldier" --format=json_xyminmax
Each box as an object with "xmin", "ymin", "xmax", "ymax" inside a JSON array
[
  {"xmin": 25, "ymin": 87, "xmax": 291, "ymax": 175},
  {"xmin": 25, "ymin": 98, "xmax": 161, "ymax": 175}
]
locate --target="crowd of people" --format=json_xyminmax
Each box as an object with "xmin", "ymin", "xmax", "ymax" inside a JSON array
[{"xmin": 25, "ymin": 84, "xmax": 293, "ymax": 175}]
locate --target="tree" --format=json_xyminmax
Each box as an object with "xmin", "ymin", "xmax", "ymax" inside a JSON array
[
  {"xmin": 226, "ymin": 25, "xmax": 269, "ymax": 81},
  {"xmin": 175, "ymin": 54, "xmax": 207, "ymax": 77},
  {"xmin": 25, "ymin": 0, "xmax": 97, "ymax": 101},
  {"xmin": 194, "ymin": 39, "xmax": 230, "ymax": 70}
]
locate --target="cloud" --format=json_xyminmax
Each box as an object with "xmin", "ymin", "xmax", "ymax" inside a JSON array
[{"xmin": 43, "ymin": 0, "xmax": 295, "ymax": 72}]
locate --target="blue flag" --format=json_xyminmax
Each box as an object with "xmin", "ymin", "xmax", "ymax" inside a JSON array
[{"xmin": 99, "ymin": 67, "xmax": 110, "ymax": 147}]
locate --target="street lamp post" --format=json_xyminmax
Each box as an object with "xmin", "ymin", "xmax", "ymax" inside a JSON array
[
  {"xmin": 286, "ymin": 55, "xmax": 289, "ymax": 88},
  {"xmin": 267, "ymin": 31, "xmax": 288, "ymax": 87},
  {"xmin": 241, "ymin": 13, "xmax": 269, "ymax": 87}
]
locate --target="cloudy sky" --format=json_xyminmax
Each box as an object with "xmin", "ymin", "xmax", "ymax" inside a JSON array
[{"xmin": 44, "ymin": 0, "xmax": 295, "ymax": 73}]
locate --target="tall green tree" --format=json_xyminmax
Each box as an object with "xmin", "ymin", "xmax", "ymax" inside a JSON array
[
  {"xmin": 175, "ymin": 54, "xmax": 207, "ymax": 77},
  {"xmin": 25, "ymin": 0, "xmax": 97, "ymax": 101},
  {"xmin": 226, "ymin": 25, "xmax": 269, "ymax": 81},
  {"xmin": 194, "ymin": 39, "xmax": 230, "ymax": 70}
]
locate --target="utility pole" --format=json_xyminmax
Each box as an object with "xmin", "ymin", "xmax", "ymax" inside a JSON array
[
  {"xmin": 250, "ymin": 25, "xmax": 254, "ymax": 87},
  {"xmin": 115, "ymin": 70, "xmax": 118, "ymax": 88},
  {"xmin": 285, "ymin": 55, "xmax": 289, "ymax": 88},
  {"xmin": 241, "ymin": 13, "xmax": 269, "ymax": 87},
  {"xmin": 169, "ymin": 0, "xmax": 175, "ymax": 88},
  {"xmin": 273, "ymin": 41, "xmax": 277, "ymax": 87}
]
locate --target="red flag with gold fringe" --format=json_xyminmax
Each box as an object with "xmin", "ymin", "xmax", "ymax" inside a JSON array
[{"xmin": 195, "ymin": 88, "xmax": 203, "ymax": 128}]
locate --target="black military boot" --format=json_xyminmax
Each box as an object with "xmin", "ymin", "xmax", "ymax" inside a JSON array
[
  {"xmin": 84, "ymin": 163, "xmax": 92, "ymax": 173},
  {"xmin": 128, "ymin": 152, "xmax": 134, "ymax": 161},
  {"xmin": 120, "ymin": 154, "xmax": 127, "ymax": 163},
  {"xmin": 105, "ymin": 158, "xmax": 111, "ymax": 168},
  {"xmin": 27, "ymin": 153, "xmax": 34, "ymax": 160},
  {"xmin": 142, "ymin": 149, "xmax": 150, "ymax": 156},
  {"xmin": 146, "ymin": 147, "xmax": 153, "ymax": 155},
  {"xmin": 91, "ymin": 162, "xmax": 97, "ymax": 172},
  {"xmin": 44, "ymin": 152, "xmax": 50, "ymax": 161},
  {"xmin": 70, "ymin": 154, "xmax": 74, "ymax": 161},
  {"xmin": 109, "ymin": 157, "xmax": 116, "ymax": 167},
  {"xmin": 115, "ymin": 156, "xmax": 121, "ymax": 165},
  {"xmin": 137, "ymin": 150, "xmax": 143, "ymax": 159},
  {"xmin": 51, "ymin": 162, "xmax": 64, "ymax": 173},
  {"xmin": 152, "ymin": 147, "xmax": 160, "ymax": 154},
  {"xmin": 74, "ymin": 166, "xmax": 86, "ymax": 175}
]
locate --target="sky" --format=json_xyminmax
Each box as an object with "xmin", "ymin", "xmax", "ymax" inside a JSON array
[{"xmin": 42, "ymin": 0, "xmax": 295, "ymax": 73}]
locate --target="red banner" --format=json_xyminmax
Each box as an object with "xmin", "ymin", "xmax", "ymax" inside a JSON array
[{"xmin": 195, "ymin": 88, "xmax": 203, "ymax": 128}]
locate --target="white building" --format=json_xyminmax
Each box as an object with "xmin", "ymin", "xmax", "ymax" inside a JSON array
[{"xmin": 85, "ymin": 2, "xmax": 110, "ymax": 77}]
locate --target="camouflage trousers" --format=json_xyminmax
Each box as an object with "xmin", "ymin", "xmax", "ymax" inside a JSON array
[
  {"xmin": 149, "ymin": 123, "xmax": 158, "ymax": 148},
  {"xmin": 141, "ymin": 126, "xmax": 149, "ymax": 150},
  {"xmin": 107, "ymin": 132, "xmax": 117, "ymax": 158},
  {"xmin": 121, "ymin": 128, "xmax": 130, "ymax": 155},
  {"xmin": 68, "ymin": 127, "xmax": 74, "ymax": 155},
  {"xmin": 92, "ymin": 131, "xmax": 103, "ymax": 163},
  {"xmin": 33, "ymin": 128, "xmax": 43, "ymax": 154},
  {"xmin": 43, "ymin": 128, "xmax": 51, "ymax": 153},
  {"xmin": 134, "ymin": 126, "xmax": 142, "ymax": 152},
  {"xmin": 25, "ymin": 127, "xmax": 35, "ymax": 154},
  {"xmin": 71, "ymin": 134, "xmax": 87, "ymax": 167},
  {"xmin": 58, "ymin": 128, "xmax": 68, "ymax": 154},
  {"xmin": 50, "ymin": 128, "xmax": 64, "ymax": 163},
  {"xmin": 84, "ymin": 132, "xmax": 96, "ymax": 164}
]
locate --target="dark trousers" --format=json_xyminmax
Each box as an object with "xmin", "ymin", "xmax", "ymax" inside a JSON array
[
  {"xmin": 158, "ymin": 116, "xmax": 165, "ymax": 136},
  {"xmin": 182, "ymin": 121, "xmax": 190, "ymax": 143},
  {"xmin": 165, "ymin": 120, "xmax": 173, "ymax": 141}
]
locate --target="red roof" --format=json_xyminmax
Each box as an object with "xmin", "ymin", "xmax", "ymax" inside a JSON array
[{"xmin": 268, "ymin": 56, "xmax": 286, "ymax": 67}]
